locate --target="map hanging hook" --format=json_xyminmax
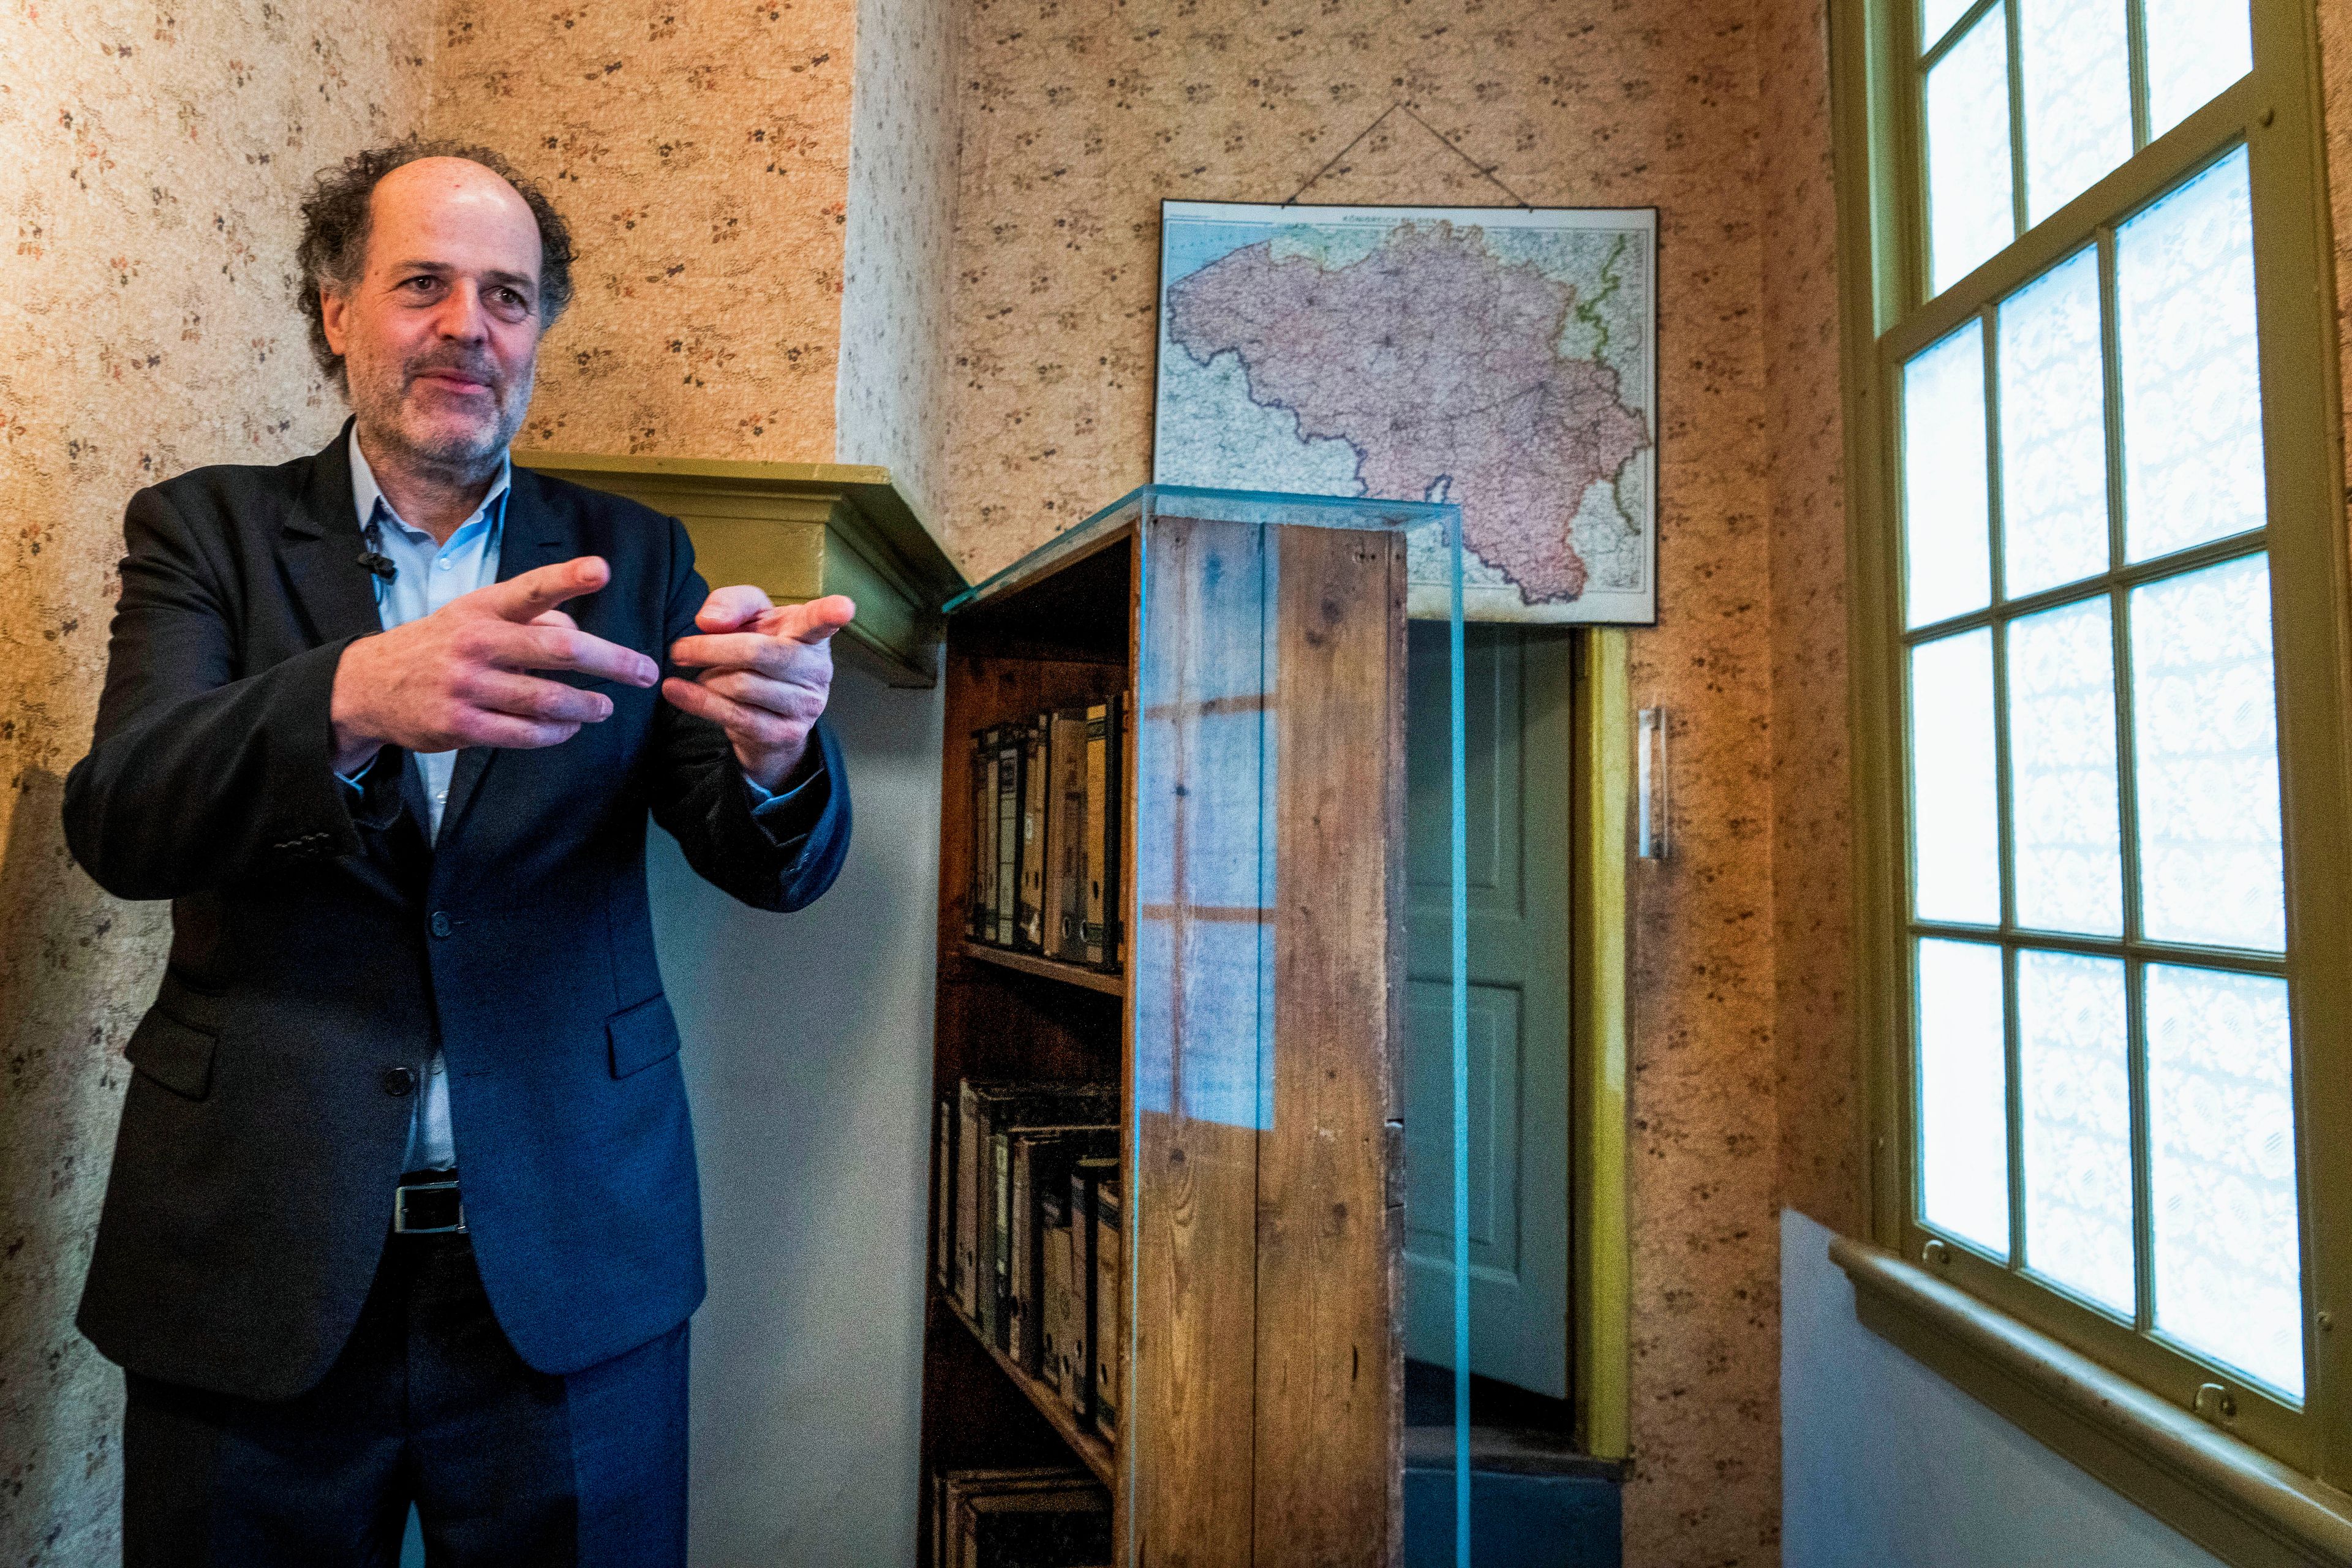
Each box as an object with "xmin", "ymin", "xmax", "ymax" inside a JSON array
[{"xmin": 1281, "ymin": 101, "xmax": 1536, "ymax": 210}]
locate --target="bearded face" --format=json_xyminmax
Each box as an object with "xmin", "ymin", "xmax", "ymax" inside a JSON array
[{"xmin": 322, "ymin": 157, "xmax": 546, "ymax": 477}]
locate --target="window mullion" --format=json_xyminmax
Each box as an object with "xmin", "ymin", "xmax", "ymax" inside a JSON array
[
  {"xmin": 2003, "ymin": 0, "xmax": 2029, "ymax": 241},
  {"xmin": 2125, "ymin": 0, "xmax": 2152, "ymax": 152}
]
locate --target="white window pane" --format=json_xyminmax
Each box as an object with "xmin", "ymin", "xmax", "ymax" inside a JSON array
[
  {"xmin": 1928, "ymin": 10, "xmax": 2018, "ymax": 295},
  {"xmin": 2130, "ymin": 555, "xmax": 2285, "ymax": 951},
  {"xmin": 2144, "ymin": 0, "xmax": 2253, "ymax": 140},
  {"xmin": 2008, "ymin": 598, "xmax": 2122, "ymax": 935},
  {"xmin": 1922, "ymin": 0, "xmax": 1975, "ymax": 54},
  {"xmin": 1917, "ymin": 938, "xmax": 2011, "ymax": 1256},
  {"xmin": 1911, "ymin": 630, "xmax": 2002, "ymax": 924},
  {"xmin": 2118, "ymin": 149, "xmax": 2265, "ymax": 562},
  {"xmin": 2018, "ymin": 0, "xmax": 2133, "ymax": 224},
  {"xmin": 1904, "ymin": 320, "xmax": 1992, "ymax": 626},
  {"xmin": 2147, "ymin": 963, "xmax": 2302, "ymax": 1398},
  {"xmin": 2018, "ymin": 950, "xmax": 2133, "ymax": 1313},
  {"xmin": 1998, "ymin": 249, "xmax": 2110, "ymax": 595}
]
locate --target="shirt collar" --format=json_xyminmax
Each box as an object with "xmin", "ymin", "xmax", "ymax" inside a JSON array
[{"xmin": 349, "ymin": 423, "xmax": 512, "ymax": 544}]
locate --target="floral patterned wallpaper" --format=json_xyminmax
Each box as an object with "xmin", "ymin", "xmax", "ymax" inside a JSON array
[
  {"xmin": 425, "ymin": 0, "xmax": 859, "ymax": 462},
  {"xmin": 835, "ymin": 0, "xmax": 962, "ymax": 527},
  {"xmin": 0, "ymin": 0, "xmax": 432, "ymax": 1559}
]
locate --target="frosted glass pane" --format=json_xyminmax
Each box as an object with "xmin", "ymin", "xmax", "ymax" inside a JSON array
[
  {"xmin": 2130, "ymin": 555, "xmax": 2285, "ymax": 951},
  {"xmin": 1910, "ymin": 630, "xmax": 2001, "ymax": 924},
  {"xmin": 1917, "ymin": 938, "xmax": 2011, "ymax": 1256},
  {"xmin": 2147, "ymin": 964, "xmax": 2302, "ymax": 1397},
  {"xmin": 1921, "ymin": 0, "xmax": 1974, "ymax": 53},
  {"xmin": 1999, "ymin": 250, "xmax": 2110, "ymax": 595},
  {"xmin": 2144, "ymin": 0, "xmax": 2253, "ymax": 140},
  {"xmin": 1904, "ymin": 321, "xmax": 1992, "ymax": 627},
  {"xmin": 2019, "ymin": 0, "xmax": 2133, "ymax": 224},
  {"xmin": 2018, "ymin": 950, "xmax": 2133, "ymax": 1313},
  {"xmin": 2117, "ymin": 149, "xmax": 2264, "ymax": 562},
  {"xmin": 1927, "ymin": 12, "xmax": 2018, "ymax": 295},
  {"xmin": 2008, "ymin": 598, "xmax": 2122, "ymax": 935}
]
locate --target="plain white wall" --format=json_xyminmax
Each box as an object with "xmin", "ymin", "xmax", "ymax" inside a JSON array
[
  {"xmin": 656, "ymin": 660, "xmax": 945, "ymax": 1566},
  {"xmin": 1780, "ymin": 1208, "xmax": 2226, "ymax": 1568}
]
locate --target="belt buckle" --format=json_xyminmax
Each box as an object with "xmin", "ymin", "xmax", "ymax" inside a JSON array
[{"xmin": 392, "ymin": 1178, "xmax": 466, "ymax": 1235}]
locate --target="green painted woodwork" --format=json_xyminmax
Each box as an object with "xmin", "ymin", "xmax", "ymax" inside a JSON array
[{"xmin": 513, "ymin": 451, "xmax": 965, "ymax": 688}]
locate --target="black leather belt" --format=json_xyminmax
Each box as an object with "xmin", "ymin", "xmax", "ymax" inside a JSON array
[{"xmin": 393, "ymin": 1170, "xmax": 466, "ymax": 1235}]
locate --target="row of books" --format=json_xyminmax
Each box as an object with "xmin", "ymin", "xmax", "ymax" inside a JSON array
[
  {"xmin": 932, "ymin": 1466, "xmax": 1110, "ymax": 1568},
  {"xmin": 936, "ymin": 1079, "xmax": 1123, "ymax": 1441},
  {"xmin": 969, "ymin": 699, "xmax": 1123, "ymax": 970}
]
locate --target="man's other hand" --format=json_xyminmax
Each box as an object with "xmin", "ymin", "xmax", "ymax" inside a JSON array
[
  {"xmin": 663, "ymin": 589, "xmax": 854, "ymax": 792},
  {"xmin": 328, "ymin": 556, "xmax": 659, "ymax": 774}
]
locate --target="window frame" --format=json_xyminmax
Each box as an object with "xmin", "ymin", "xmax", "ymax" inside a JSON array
[{"xmin": 1834, "ymin": 0, "xmax": 2352, "ymax": 1507}]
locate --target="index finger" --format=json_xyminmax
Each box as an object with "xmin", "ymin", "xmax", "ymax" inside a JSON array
[
  {"xmin": 470, "ymin": 556, "xmax": 611, "ymax": 624},
  {"xmin": 761, "ymin": 594, "xmax": 856, "ymax": 646}
]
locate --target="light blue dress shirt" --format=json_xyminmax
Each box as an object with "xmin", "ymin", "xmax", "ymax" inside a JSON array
[{"xmin": 340, "ymin": 428, "xmax": 816, "ymax": 1174}]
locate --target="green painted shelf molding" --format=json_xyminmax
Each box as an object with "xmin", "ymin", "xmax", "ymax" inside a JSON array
[{"xmin": 514, "ymin": 451, "xmax": 967, "ymax": 688}]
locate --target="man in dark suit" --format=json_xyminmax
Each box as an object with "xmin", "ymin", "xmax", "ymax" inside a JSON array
[{"xmin": 63, "ymin": 137, "xmax": 853, "ymax": 1566}]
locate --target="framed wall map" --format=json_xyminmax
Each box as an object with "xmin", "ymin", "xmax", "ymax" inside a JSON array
[{"xmin": 1152, "ymin": 201, "xmax": 1659, "ymax": 624}]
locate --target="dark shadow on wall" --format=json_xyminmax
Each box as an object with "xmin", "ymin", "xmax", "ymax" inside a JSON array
[{"xmin": 0, "ymin": 767, "xmax": 167, "ymax": 1564}]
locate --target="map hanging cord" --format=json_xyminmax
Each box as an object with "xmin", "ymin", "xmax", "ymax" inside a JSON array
[{"xmin": 1282, "ymin": 101, "xmax": 1535, "ymax": 211}]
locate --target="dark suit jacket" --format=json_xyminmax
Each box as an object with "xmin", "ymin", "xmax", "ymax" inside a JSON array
[{"xmin": 64, "ymin": 420, "xmax": 850, "ymax": 1400}]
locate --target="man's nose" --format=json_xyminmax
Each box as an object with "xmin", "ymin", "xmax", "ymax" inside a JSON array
[{"xmin": 431, "ymin": 281, "xmax": 491, "ymax": 341}]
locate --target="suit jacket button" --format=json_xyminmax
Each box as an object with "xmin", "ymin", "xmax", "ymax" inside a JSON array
[
  {"xmin": 429, "ymin": 911, "xmax": 452, "ymax": 938},
  {"xmin": 382, "ymin": 1066, "xmax": 417, "ymax": 1097}
]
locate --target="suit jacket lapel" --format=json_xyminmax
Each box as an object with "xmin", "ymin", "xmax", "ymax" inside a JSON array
[
  {"xmin": 437, "ymin": 464, "xmax": 573, "ymax": 842},
  {"xmin": 277, "ymin": 417, "xmax": 383, "ymax": 648}
]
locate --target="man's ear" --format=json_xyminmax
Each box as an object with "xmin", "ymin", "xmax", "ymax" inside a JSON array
[{"xmin": 319, "ymin": 287, "xmax": 349, "ymax": 358}]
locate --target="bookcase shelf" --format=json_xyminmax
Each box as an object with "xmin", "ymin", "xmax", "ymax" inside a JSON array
[
  {"xmin": 959, "ymin": 941, "xmax": 1126, "ymax": 997},
  {"xmin": 921, "ymin": 486, "xmax": 1439, "ymax": 1567},
  {"xmin": 941, "ymin": 1292, "xmax": 1117, "ymax": 1488}
]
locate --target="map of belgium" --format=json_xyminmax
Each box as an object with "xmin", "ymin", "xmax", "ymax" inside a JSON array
[{"xmin": 1153, "ymin": 205, "xmax": 1658, "ymax": 622}]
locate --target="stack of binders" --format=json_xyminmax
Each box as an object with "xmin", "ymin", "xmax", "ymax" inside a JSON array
[
  {"xmin": 968, "ymin": 698, "xmax": 1123, "ymax": 971},
  {"xmin": 937, "ymin": 1079, "xmax": 1125, "ymax": 1442},
  {"xmin": 931, "ymin": 1466, "xmax": 1110, "ymax": 1568}
]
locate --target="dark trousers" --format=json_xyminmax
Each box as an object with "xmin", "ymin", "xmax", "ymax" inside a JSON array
[{"xmin": 121, "ymin": 1229, "xmax": 688, "ymax": 1567}]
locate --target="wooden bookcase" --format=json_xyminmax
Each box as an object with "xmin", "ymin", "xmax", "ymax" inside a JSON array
[{"xmin": 921, "ymin": 487, "xmax": 1442, "ymax": 1567}]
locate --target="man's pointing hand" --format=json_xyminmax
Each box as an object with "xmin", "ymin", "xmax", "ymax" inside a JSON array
[
  {"xmin": 328, "ymin": 555, "xmax": 659, "ymax": 774},
  {"xmin": 663, "ymin": 589, "xmax": 853, "ymax": 792}
]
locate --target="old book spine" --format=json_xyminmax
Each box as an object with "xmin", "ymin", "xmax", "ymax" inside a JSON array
[
  {"xmin": 1017, "ymin": 717, "xmax": 1049, "ymax": 951},
  {"xmin": 955, "ymin": 1080, "xmax": 984, "ymax": 1318},
  {"xmin": 970, "ymin": 733, "xmax": 992, "ymax": 941},
  {"xmin": 987, "ymin": 1131, "xmax": 1012, "ymax": 1349},
  {"xmin": 1009, "ymin": 1134, "xmax": 1037, "ymax": 1370},
  {"xmin": 1092, "ymin": 1177, "xmax": 1121, "ymax": 1440},
  {"xmin": 1048, "ymin": 710, "xmax": 1091, "ymax": 963},
  {"xmin": 993, "ymin": 731, "xmax": 1022, "ymax": 946},
  {"xmin": 1081, "ymin": 702, "xmax": 1110, "ymax": 967}
]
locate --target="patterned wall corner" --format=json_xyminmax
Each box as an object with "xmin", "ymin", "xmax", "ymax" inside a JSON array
[
  {"xmin": 426, "ymin": 0, "xmax": 858, "ymax": 462},
  {"xmin": 834, "ymin": 0, "xmax": 961, "ymax": 530}
]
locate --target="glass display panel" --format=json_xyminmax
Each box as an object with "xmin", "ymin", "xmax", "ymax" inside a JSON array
[
  {"xmin": 1910, "ymin": 629, "xmax": 2002, "ymax": 924},
  {"xmin": 1927, "ymin": 10, "xmax": 2018, "ymax": 294},
  {"xmin": 2146, "ymin": 963, "xmax": 2303, "ymax": 1398},
  {"xmin": 1904, "ymin": 320, "xmax": 1993, "ymax": 627},
  {"xmin": 2018, "ymin": 0, "xmax": 2134, "ymax": 224},
  {"xmin": 1916, "ymin": 938, "xmax": 2012, "ymax": 1256},
  {"xmin": 1116, "ymin": 484, "xmax": 1468, "ymax": 1562},
  {"xmin": 2006, "ymin": 597, "xmax": 2123, "ymax": 936},
  {"xmin": 2144, "ymin": 0, "xmax": 2255, "ymax": 141},
  {"xmin": 2117, "ymin": 148, "xmax": 2265, "ymax": 563},
  {"xmin": 1997, "ymin": 249, "xmax": 2111, "ymax": 597},
  {"xmin": 2016, "ymin": 949, "xmax": 2133, "ymax": 1313},
  {"xmin": 2129, "ymin": 553, "xmax": 2285, "ymax": 951}
]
